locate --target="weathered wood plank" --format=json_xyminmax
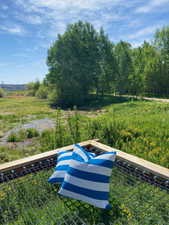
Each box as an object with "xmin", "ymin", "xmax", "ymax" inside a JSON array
[
  {"xmin": 1, "ymin": 139, "xmax": 169, "ymax": 180},
  {"xmin": 0, "ymin": 140, "xmax": 94, "ymax": 173},
  {"xmin": 91, "ymin": 140, "xmax": 169, "ymax": 180}
]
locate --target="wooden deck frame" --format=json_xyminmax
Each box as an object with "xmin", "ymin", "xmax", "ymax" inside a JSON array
[
  {"xmin": 0, "ymin": 139, "xmax": 169, "ymax": 180},
  {"xmin": 91, "ymin": 140, "xmax": 169, "ymax": 180}
]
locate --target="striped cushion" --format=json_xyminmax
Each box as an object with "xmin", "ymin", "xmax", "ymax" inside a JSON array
[
  {"xmin": 48, "ymin": 149, "xmax": 72, "ymax": 183},
  {"xmin": 48, "ymin": 144, "xmax": 95, "ymax": 183},
  {"xmin": 58, "ymin": 148, "xmax": 116, "ymax": 209}
]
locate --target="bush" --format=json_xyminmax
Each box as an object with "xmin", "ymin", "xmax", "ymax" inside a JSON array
[
  {"xmin": 18, "ymin": 129, "xmax": 27, "ymax": 140},
  {"xmin": 7, "ymin": 129, "xmax": 39, "ymax": 142},
  {"xmin": 26, "ymin": 128, "xmax": 39, "ymax": 138},
  {"xmin": 36, "ymin": 85, "xmax": 49, "ymax": 99},
  {"xmin": 26, "ymin": 81, "xmax": 40, "ymax": 96},
  {"xmin": 0, "ymin": 88, "xmax": 5, "ymax": 98},
  {"xmin": 7, "ymin": 132, "xmax": 21, "ymax": 142},
  {"xmin": 47, "ymin": 89, "xmax": 58, "ymax": 107},
  {"xmin": 0, "ymin": 131, "xmax": 4, "ymax": 138}
]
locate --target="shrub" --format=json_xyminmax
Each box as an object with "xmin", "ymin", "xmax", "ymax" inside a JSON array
[
  {"xmin": 47, "ymin": 89, "xmax": 58, "ymax": 107},
  {"xmin": 7, "ymin": 129, "xmax": 39, "ymax": 142},
  {"xmin": 26, "ymin": 80, "xmax": 40, "ymax": 96},
  {"xmin": 7, "ymin": 132, "xmax": 20, "ymax": 142},
  {"xmin": 40, "ymin": 129, "xmax": 55, "ymax": 151},
  {"xmin": 18, "ymin": 129, "xmax": 27, "ymax": 140},
  {"xmin": 36, "ymin": 85, "xmax": 49, "ymax": 99},
  {"xmin": 26, "ymin": 128, "xmax": 39, "ymax": 138},
  {"xmin": 0, "ymin": 88, "xmax": 5, "ymax": 98},
  {"xmin": 0, "ymin": 131, "xmax": 4, "ymax": 138}
]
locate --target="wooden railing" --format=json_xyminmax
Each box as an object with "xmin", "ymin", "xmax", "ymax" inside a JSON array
[{"xmin": 0, "ymin": 139, "xmax": 169, "ymax": 189}]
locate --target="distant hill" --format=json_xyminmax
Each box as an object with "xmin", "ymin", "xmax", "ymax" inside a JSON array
[{"xmin": 0, "ymin": 84, "xmax": 27, "ymax": 91}]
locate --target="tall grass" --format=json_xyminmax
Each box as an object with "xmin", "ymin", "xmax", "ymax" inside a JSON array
[
  {"xmin": 0, "ymin": 167, "xmax": 169, "ymax": 225},
  {"xmin": 38, "ymin": 101, "xmax": 169, "ymax": 168},
  {"xmin": 1, "ymin": 97, "xmax": 169, "ymax": 168}
]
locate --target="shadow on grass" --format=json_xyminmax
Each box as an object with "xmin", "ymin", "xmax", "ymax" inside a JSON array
[
  {"xmin": 51, "ymin": 94, "xmax": 138, "ymax": 110},
  {"xmin": 78, "ymin": 94, "xmax": 137, "ymax": 111}
]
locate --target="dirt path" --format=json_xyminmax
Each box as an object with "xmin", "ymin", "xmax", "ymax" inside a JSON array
[
  {"xmin": 123, "ymin": 95, "xmax": 169, "ymax": 103},
  {"xmin": 142, "ymin": 97, "xmax": 169, "ymax": 103}
]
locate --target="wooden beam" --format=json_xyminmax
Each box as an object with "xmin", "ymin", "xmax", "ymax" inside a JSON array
[
  {"xmin": 91, "ymin": 140, "xmax": 169, "ymax": 180},
  {"xmin": 0, "ymin": 140, "xmax": 95, "ymax": 173}
]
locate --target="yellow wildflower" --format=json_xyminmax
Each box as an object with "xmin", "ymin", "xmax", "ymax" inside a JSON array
[{"xmin": 0, "ymin": 191, "xmax": 6, "ymax": 200}]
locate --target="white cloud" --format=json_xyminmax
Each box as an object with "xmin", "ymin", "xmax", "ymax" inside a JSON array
[
  {"xmin": 17, "ymin": 14, "xmax": 43, "ymax": 25},
  {"xmin": 10, "ymin": 0, "xmax": 169, "ymax": 49},
  {"xmin": 126, "ymin": 25, "xmax": 160, "ymax": 40},
  {"xmin": 130, "ymin": 41, "xmax": 144, "ymax": 48},
  {"xmin": 18, "ymin": 0, "xmax": 123, "ymax": 11},
  {"xmin": 49, "ymin": 22, "xmax": 67, "ymax": 37},
  {"xmin": 14, "ymin": 0, "xmax": 127, "ymax": 37},
  {"xmin": 135, "ymin": 0, "xmax": 169, "ymax": 13},
  {"xmin": 0, "ymin": 24, "xmax": 25, "ymax": 35}
]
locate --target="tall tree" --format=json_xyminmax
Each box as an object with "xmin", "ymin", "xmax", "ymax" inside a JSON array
[
  {"xmin": 130, "ymin": 41, "xmax": 157, "ymax": 95},
  {"xmin": 114, "ymin": 41, "xmax": 133, "ymax": 95},
  {"xmin": 46, "ymin": 21, "xmax": 117, "ymax": 107},
  {"xmin": 96, "ymin": 28, "xmax": 117, "ymax": 96},
  {"xmin": 155, "ymin": 26, "xmax": 169, "ymax": 62},
  {"xmin": 153, "ymin": 26, "xmax": 169, "ymax": 95}
]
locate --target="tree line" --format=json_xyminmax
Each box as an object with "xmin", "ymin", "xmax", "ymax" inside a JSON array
[{"xmin": 30, "ymin": 21, "xmax": 169, "ymax": 107}]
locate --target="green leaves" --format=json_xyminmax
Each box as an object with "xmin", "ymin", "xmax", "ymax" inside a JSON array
[{"xmin": 46, "ymin": 21, "xmax": 116, "ymax": 107}]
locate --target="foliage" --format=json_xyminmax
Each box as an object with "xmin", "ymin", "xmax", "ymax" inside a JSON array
[
  {"xmin": 1, "ymin": 96, "xmax": 169, "ymax": 168},
  {"xmin": 46, "ymin": 21, "xmax": 117, "ymax": 107},
  {"xmin": 1, "ymin": 95, "xmax": 169, "ymax": 223},
  {"xmin": 45, "ymin": 23, "xmax": 169, "ymax": 100},
  {"xmin": 7, "ymin": 128, "xmax": 39, "ymax": 142},
  {"xmin": 0, "ymin": 88, "xmax": 5, "ymax": 98},
  {"xmin": 26, "ymin": 80, "xmax": 40, "ymax": 96},
  {"xmin": 7, "ymin": 132, "xmax": 21, "ymax": 142},
  {"xmin": 114, "ymin": 41, "xmax": 133, "ymax": 95},
  {"xmin": 0, "ymin": 167, "xmax": 169, "ymax": 225},
  {"xmin": 26, "ymin": 128, "xmax": 39, "ymax": 138},
  {"xmin": 36, "ymin": 84, "xmax": 49, "ymax": 99},
  {"xmin": 47, "ymin": 88, "xmax": 58, "ymax": 106}
]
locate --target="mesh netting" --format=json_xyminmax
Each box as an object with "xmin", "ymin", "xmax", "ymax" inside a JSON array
[{"xmin": 0, "ymin": 165, "xmax": 169, "ymax": 225}]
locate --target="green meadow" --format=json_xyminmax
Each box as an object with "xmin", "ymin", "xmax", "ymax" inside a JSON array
[
  {"xmin": 0, "ymin": 166, "xmax": 168, "ymax": 225},
  {"xmin": 0, "ymin": 95, "xmax": 169, "ymax": 224},
  {"xmin": 0, "ymin": 95, "xmax": 169, "ymax": 168}
]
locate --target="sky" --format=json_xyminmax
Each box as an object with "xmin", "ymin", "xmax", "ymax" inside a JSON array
[{"xmin": 0, "ymin": 0, "xmax": 169, "ymax": 84}]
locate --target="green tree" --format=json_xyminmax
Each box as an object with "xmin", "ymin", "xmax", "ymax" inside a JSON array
[
  {"xmin": 114, "ymin": 41, "xmax": 133, "ymax": 95},
  {"xmin": 0, "ymin": 88, "xmax": 5, "ymax": 98},
  {"xmin": 27, "ymin": 80, "xmax": 40, "ymax": 96},
  {"xmin": 46, "ymin": 21, "xmax": 117, "ymax": 107},
  {"xmin": 96, "ymin": 28, "xmax": 118, "ymax": 96},
  {"xmin": 47, "ymin": 21, "xmax": 100, "ymax": 107},
  {"xmin": 36, "ymin": 84, "xmax": 49, "ymax": 99},
  {"xmin": 153, "ymin": 26, "xmax": 169, "ymax": 96},
  {"xmin": 130, "ymin": 41, "xmax": 157, "ymax": 96},
  {"xmin": 155, "ymin": 26, "xmax": 169, "ymax": 62}
]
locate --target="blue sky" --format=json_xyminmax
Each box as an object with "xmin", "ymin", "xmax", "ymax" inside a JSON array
[{"xmin": 0, "ymin": 0, "xmax": 169, "ymax": 84}]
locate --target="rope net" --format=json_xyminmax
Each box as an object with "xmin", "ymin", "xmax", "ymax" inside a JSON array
[{"xmin": 0, "ymin": 149, "xmax": 169, "ymax": 225}]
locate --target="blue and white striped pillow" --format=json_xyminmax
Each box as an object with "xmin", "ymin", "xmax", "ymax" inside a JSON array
[
  {"xmin": 48, "ymin": 149, "xmax": 72, "ymax": 183},
  {"xmin": 58, "ymin": 148, "xmax": 116, "ymax": 209},
  {"xmin": 48, "ymin": 144, "xmax": 95, "ymax": 183}
]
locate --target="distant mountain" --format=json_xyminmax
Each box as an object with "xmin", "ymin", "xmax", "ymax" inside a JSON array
[{"xmin": 0, "ymin": 84, "xmax": 27, "ymax": 91}]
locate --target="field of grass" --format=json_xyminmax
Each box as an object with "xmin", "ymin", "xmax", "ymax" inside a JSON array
[
  {"xmin": 0, "ymin": 167, "xmax": 168, "ymax": 225},
  {"xmin": 1, "ymin": 95, "xmax": 169, "ymax": 168},
  {"xmin": 1, "ymin": 95, "xmax": 169, "ymax": 224}
]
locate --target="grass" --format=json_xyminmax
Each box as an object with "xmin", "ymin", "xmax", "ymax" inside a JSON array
[
  {"xmin": 0, "ymin": 96, "xmax": 55, "ymax": 140},
  {"xmin": 1, "ymin": 94, "xmax": 169, "ymax": 224},
  {"xmin": 7, "ymin": 129, "xmax": 39, "ymax": 142},
  {"xmin": 1, "ymin": 95, "xmax": 169, "ymax": 168},
  {"xmin": 0, "ymin": 167, "xmax": 168, "ymax": 225}
]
